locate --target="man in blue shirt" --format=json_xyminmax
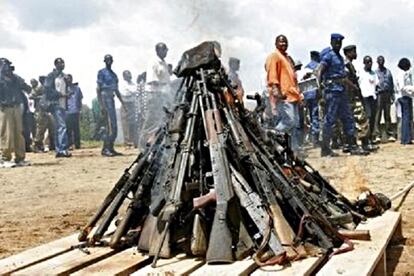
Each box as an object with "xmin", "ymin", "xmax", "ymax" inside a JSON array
[
  {"xmin": 375, "ymin": 56, "xmax": 395, "ymax": 142},
  {"xmin": 65, "ymin": 74, "xmax": 83, "ymax": 149},
  {"xmin": 97, "ymin": 54, "xmax": 126, "ymax": 157},
  {"xmin": 316, "ymin": 34, "xmax": 365, "ymax": 157}
]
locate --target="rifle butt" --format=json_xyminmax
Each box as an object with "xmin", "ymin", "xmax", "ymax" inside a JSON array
[
  {"xmin": 190, "ymin": 214, "xmax": 207, "ymax": 256},
  {"xmin": 206, "ymin": 207, "xmax": 234, "ymax": 264},
  {"xmin": 109, "ymin": 208, "xmax": 134, "ymax": 248},
  {"xmin": 148, "ymin": 220, "xmax": 172, "ymax": 259},
  {"xmin": 269, "ymin": 204, "xmax": 306, "ymax": 258},
  {"xmin": 137, "ymin": 214, "xmax": 157, "ymax": 251}
]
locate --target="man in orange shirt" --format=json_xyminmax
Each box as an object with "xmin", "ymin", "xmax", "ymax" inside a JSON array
[{"xmin": 265, "ymin": 34, "xmax": 302, "ymax": 154}]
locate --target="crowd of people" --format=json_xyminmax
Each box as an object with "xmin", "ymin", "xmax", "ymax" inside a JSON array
[
  {"xmin": 1, "ymin": 35, "xmax": 413, "ymax": 167},
  {"xmin": 264, "ymin": 33, "xmax": 414, "ymax": 159}
]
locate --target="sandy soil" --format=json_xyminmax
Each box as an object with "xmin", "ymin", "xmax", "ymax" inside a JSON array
[{"xmin": 0, "ymin": 143, "xmax": 413, "ymax": 274}]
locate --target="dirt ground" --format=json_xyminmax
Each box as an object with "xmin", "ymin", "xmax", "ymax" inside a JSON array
[{"xmin": 0, "ymin": 142, "xmax": 413, "ymax": 275}]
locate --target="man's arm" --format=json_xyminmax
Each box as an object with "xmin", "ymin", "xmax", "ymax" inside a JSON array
[{"xmin": 266, "ymin": 54, "xmax": 284, "ymax": 99}]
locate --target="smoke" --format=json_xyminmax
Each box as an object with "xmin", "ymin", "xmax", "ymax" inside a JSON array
[{"xmin": 1, "ymin": 0, "xmax": 414, "ymax": 107}]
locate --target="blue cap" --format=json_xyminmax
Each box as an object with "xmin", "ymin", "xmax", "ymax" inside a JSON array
[{"xmin": 331, "ymin": 33, "xmax": 344, "ymax": 40}]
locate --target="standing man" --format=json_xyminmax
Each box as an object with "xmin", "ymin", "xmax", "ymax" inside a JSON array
[
  {"xmin": 0, "ymin": 58, "xmax": 31, "ymax": 166},
  {"xmin": 119, "ymin": 70, "xmax": 137, "ymax": 147},
  {"xmin": 65, "ymin": 74, "xmax": 83, "ymax": 149},
  {"xmin": 44, "ymin": 58, "xmax": 71, "ymax": 158},
  {"xmin": 303, "ymin": 51, "xmax": 321, "ymax": 147},
  {"xmin": 375, "ymin": 56, "xmax": 395, "ymax": 142},
  {"xmin": 395, "ymin": 58, "xmax": 413, "ymax": 145},
  {"xmin": 31, "ymin": 76, "xmax": 55, "ymax": 152},
  {"xmin": 316, "ymin": 34, "xmax": 365, "ymax": 157},
  {"xmin": 342, "ymin": 45, "xmax": 370, "ymax": 153},
  {"xmin": 265, "ymin": 34, "xmax": 302, "ymax": 155},
  {"xmin": 140, "ymin": 42, "xmax": 171, "ymax": 147},
  {"xmin": 359, "ymin": 56, "xmax": 379, "ymax": 150},
  {"xmin": 97, "ymin": 54, "xmax": 126, "ymax": 157}
]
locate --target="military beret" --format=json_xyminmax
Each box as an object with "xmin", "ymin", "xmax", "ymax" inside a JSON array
[
  {"xmin": 310, "ymin": 50, "xmax": 320, "ymax": 56},
  {"xmin": 343, "ymin": 45, "xmax": 356, "ymax": 52},
  {"xmin": 331, "ymin": 33, "xmax": 345, "ymax": 40}
]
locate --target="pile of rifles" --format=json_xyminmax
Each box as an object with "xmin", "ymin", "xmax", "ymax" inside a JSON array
[{"xmin": 78, "ymin": 41, "xmax": 390, "ymax": 267}]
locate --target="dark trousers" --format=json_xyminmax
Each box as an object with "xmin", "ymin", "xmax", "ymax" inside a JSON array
[
  {"xmin": 375, "ymin": 93, "xmax": 392, "ymax": 137},
  {"xmin": 102, "ymin": 95, "xmax": 117, "ymax": 150},
  {"xmin": 322, "ymin": 91, "xmax": 355, "ymax": 147},
  {"xmin": 362, "ymin": 96, "xmax": 377, "ymax": 140},
  {"xmin": 23, "ymin": 111, "xmax": 36, "ymax": 150},
  {"xmin": 398, "ymin": 96, "xmax": 413, "ymax": 144},
  {"xmin": 66, "ymin": 112, "xmax": 81, "ymax": 149},
  {"xmin": 305, "ymin": 98, "xmax": 320, "ymax": 140}
]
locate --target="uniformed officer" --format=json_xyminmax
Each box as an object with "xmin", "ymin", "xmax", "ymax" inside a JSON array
[
  {"xmin": 97, "ymin": 54, "xmax": 126, "ymax": 157},
  {"xmin": 316, "ymin": 34, "xmax": 365, "ymax": 157},
  {"xmin": 343, "ymin": 45, "xmax": 371, "ymax": 153}
]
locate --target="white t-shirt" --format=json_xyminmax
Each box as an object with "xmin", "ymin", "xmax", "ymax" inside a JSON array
[
  {"xmin": 119, "ymin": 80, "xmax": 137, "ymax": 102},
  {"xmin": 359, "ymin": 69, "xmax": 378, "ymax": 99},
  {"xmin": 146, "ymin": 56, "xmax": 170, "ymax": 92},
  {"xmin": 55, "ymin": 74, "xmax": 67, "ymax": 108}
]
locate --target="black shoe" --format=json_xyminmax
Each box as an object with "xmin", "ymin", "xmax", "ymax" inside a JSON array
[
  {"xmin": 342, "ymin": 144, "xmax": 351, "ymax": 153},
  {"xmin": 101, "ymin": 149, "xmax": 115, "ymax": 157},
  {"xmin": 56, "ymin": 151, "xmax": 72, "ymax": 158},
  {"xmin": 321, "ymin": 149, "xmax": 339, "ymax": 157},
  {"xmin": 349, "ymin": 146, "xmax": 370, "ymax": 156},
  {"xmin": 110, "ymin": 149, "xmax": 123, "ymax": 156}
]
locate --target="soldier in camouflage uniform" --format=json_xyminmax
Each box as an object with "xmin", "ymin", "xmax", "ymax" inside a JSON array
[
  {"xmin": 30, "ymin": 77, "xmax": 55, "ymax": 152},
  {"xmin": 343, "ymin": 45, "xmax": 371, "ymax": 153}
]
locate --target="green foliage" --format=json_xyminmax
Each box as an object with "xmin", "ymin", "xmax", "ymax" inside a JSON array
[{"xmin": 80, "ymin": 104, "xmax": 95, "ymax": 141}]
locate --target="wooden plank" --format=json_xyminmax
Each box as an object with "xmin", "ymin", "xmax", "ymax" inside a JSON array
[
  {"xmin": 12, "ymin": 246, "xmax": 120, "ymax": 275},
  {"xmin": 317, "ymin": 211, "xmax": 401, "ymax": 276},
  {"xmin": 190, "ymin": 258, "xmax": 257, "ymax": 276},
  {"xmin": 134, "ymin": 254, "xmax": 205, "ymax": 276},
  {"xmin": 72, "ymin": 247, "xmax": 150, "ymax": 275},
  {"xmin": 0, "ymin": 234, "xmax": 78, "ymax": 275},
  {"xmin": 251, "ymin": 256, "xmax": 325, "ymax": 276}
]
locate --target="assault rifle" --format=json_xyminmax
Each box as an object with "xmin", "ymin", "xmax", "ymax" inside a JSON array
[{"xmin": 149, "ymin": 76, "xmax": 200, "ymax": 267}]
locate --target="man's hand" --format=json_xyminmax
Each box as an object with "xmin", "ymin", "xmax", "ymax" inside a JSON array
[
  {"xmin": 271, "ymin": 85, "xmax": 286, "ymax": 100},
  {"xmin": 390, "ymin": 94, "xmax": 395, "ymax": 104}
]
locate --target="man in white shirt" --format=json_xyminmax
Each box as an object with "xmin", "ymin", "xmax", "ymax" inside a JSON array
[
  {"xmin": 359, "ymin": 55, "xmax": 379, "ymax": 148},
  {"xmin": 140, "ymin": 42, "xmax": 172, "ymax": 147},
  {"xmin": 395, "ymin": 58, "xmax": 414, "ymax": 144},
  {"xmin": 119, "ymin": 70, "xmax": 137, "ymax": 147}
]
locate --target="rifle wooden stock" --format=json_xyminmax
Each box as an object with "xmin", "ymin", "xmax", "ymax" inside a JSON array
[
  {"xmin": 191, "ymin": 214, "xmax": 207, "ymax": 256},
  {"xmin": 193, "ymin": 189, "xmax": 216, "ymax": 209}
]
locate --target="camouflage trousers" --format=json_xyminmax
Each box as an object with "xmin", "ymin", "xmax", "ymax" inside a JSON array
[
  {"xmin": 34, "ymin": 110, "xmax": 55, "ymax": 148},
  {"xmin": 351, "ymin": 98, "xmax": 369, "ymax": 139}
]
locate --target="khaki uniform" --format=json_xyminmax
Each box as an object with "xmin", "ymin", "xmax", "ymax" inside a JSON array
[{"xmin": 0, "ymin": 106, "xmax": 25, "ymax": 161}]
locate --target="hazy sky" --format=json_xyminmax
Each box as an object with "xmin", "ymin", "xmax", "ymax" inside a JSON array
[{"xmin": 1, "ymin": 0, "xmax": 414, "ymax": 106}]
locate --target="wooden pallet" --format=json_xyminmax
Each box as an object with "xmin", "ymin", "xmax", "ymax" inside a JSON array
[{"xmin": 0, "ymin": 211, "xmax": 401, "ymax": 275}]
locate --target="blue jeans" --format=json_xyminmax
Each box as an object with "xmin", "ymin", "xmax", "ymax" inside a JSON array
[
  {"xmin": 102, "ymin": 95, "xmax": 117, "ymax": 149},
  {"xmin": 322, "ymin": 91, "xmax": 355, "ymax": 143},
  {"xmin": 398, "ymin": 96, "xmax": 413, "ymax": 144},
  {"xmin": 275, "ymin": 101, "xmax": 300, "ymax": 151},
  {"xmin": 52, "ymin": 106, "xmax": 68, "ymax": 153},
  {"xmin": 305, "ymin": 98, "xmax": 320, "ymax": 139}
]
